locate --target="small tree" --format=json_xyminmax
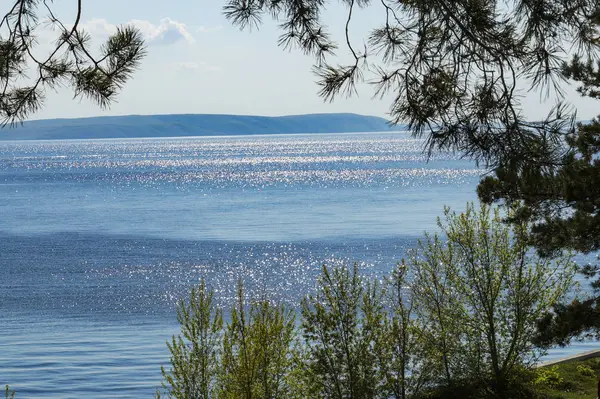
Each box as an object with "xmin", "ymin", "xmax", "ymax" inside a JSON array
[
  {"xmin": 409, "ymin": 203, "xmax": 576, "ymax": 396},
  {"xmin": 219, "ymin": 282, "xmax": 296, "ymax": 399},
  {"xmin": 159, "ymin": 279, "xmax": 223, "ymax": 399},
  {"xmin": 300, "ymin": 264, "xmax": 388, "ymax": 399},
  {"xmin": 479, "ymin": 115, "xmax": 600, "ymax": 347},
  {"xmin": 379, "ymin": 263, "xmax": 434, "ymax": 399}
]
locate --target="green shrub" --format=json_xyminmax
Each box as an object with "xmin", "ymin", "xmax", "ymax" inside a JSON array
[
  {"xmin": 380, "ymin": 263, "xmax": 434, "ymax": 399},
  {"xmin": 158, "ymin": 279, "xmax": 223, "ymax": 399},
  {"xmin": 534, "ymin": 366, "xmax": 564, "ymax": 388},
  {"xmin": 158, "ymin": 203, "xmax": 578, "ymax": 399},
  {"xmin": 158, "ymin": 280, "xmax": 297, "ymax": 399},
  {"xmin": 409, "ymin": 204, "xmax": 575, "ymax": 395},
  {"xmin": 219, "ymin": 283, "xmax": 296, "ymax": 399},
  {"xmin": 576, "ymin": 364, "xmax": 596, "ymax": 377},
  {"xmin": 300, "ymin": 264, "xmax": 386, "ymax": 398},
  {"xmin": 586, "ymin": 358, "xmax": 600, "ymax": 370}
]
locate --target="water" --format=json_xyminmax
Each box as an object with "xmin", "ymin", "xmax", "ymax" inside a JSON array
[{"xmin": 0, "ymin": 132, "xmax": 595, "ymax": 397}]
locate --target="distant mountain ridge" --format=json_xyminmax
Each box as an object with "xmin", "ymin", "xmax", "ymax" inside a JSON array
[{"xmin": 0, "ymin": 113, "xmax": 401, "ymax": 141}]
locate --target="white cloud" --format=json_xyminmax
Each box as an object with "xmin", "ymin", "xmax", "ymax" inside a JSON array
[
  {"xmin": 132, "ymin": 18, "xmax": 195, "ymax": 45},
  {"xmin": 78, "ymin": 18, "xmax": 118, "ymax": 36},
  {"xmin": 79, "ymin": 18, "xmax": 196, "ymax": 46}
]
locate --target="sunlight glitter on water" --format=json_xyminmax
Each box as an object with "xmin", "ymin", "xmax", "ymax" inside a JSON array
[{"xmin": 0, "ymin": 132, "xmax": 511, "ymax": 398}]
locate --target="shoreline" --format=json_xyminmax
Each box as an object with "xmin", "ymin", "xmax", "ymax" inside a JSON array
[{"xmin": 538, "ymin": 349, "xmax": 600, "ymax": 368}]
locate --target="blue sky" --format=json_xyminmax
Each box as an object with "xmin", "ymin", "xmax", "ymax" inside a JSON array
[{"xmin": 31, "ymin": 0, "xmax": 599, "ymax": 122}]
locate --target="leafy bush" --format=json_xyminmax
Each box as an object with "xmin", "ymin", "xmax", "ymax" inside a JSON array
[
  {"xmin": 158, "ymin": 203, "xmax": 577, "ymax": 399},
  {"xmin": 157, "ymin": 280, "xmax": 296, "ymax": 399},
  {"xmin": 158, "ymin": 280, "xmax": 223, "ymax": 399},
  {"xmin": 219, "ymin": 284, "xmax": 296, "ymax": 398},
  {"xmin": 409, "ymin": 204, "xmax": 575, "ymax": 395},
  {"xmin": 534, "ymin": 366, "xmax": 564, "ymax": 388},
  {"xmin": 576, "ymin": 364, "xmax": 596, "ymax": 377},
  {"xmin": 585, "ymin": 358, "xmax": 600, "ymax": 370},
  {"xmin": 300, "ymin": 264, "xmax": 384, "ymax": 398}
]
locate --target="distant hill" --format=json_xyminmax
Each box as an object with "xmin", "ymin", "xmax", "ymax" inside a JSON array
[{"xmin": 0, "ymin": 113, "xmax": 402, "ymax": 141}]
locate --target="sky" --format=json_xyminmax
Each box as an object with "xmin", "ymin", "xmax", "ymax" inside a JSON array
[{"xmin": 24, "ymin": 0, "xmax": 600, "ymax": 121}]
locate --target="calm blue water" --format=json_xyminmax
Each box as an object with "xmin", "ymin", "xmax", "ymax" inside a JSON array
[{"xmin": 0, "ymin": 132, "xmax": 595, "ymax": 398}]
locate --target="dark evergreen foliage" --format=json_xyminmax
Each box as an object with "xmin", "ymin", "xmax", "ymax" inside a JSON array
[
  {"xmin": 478, "ymin": 58, "xmax": 600, "ymax": 346},
  {"xmin": 478, "ymin": 119, "xmax": 600, "ymax": 258},
  {"xmin": 223, "ymin": 0, "xmax": 600, "ymax": 349},
  {"xmin": 0, "ymin": 0, "xmax": 145, "ymax": 125},
  {"xmin": 224, "ymin": 0, "xmax": 599, "ymax": 168}
]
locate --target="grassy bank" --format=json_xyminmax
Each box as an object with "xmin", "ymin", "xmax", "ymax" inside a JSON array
[{"xmin": 536, "ymin": 357, "xmax": 600, "ymax": 398}]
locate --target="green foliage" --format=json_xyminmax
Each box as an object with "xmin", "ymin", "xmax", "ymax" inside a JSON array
[
  {"xmin": 159, "ymin": 279, "xmax": 223, "ymax": 399},
  {"xmin": 299, "ymin": 262, "xmax": 437, "ymax": 399},
  {"xmin": 224, "ymin": 0, "xmax": 599, "ymax": 168},
  {"xmin": 160, "ymin": 203, "xmax": 576, "ymax": 398},
  {"xmin": 379, "ymin": 263, "xmax": 433, "ymax": 399},
  {"xmin": 158, "ymin": 280, "xmax": 296, "ymax": 399},
  {"xmin": 575, "ymin": 364, "xmax": 595, "ymax": 378},
  {"xmin": 478, "ymin": 118, "xmax": 600, "ymax": 258},
  {"xmin": 300, "ymin": 264, "xmax": 387, "ymax": 398},
  {"xmin": 534, "ymin": 358, "xmax": 600, "ymax": 399},
  {"xmin": 0, "ymin": 1, "xmax": 145, "ymax": 125},
  {"xmin": 219, "ymin": 283, "xmax": 296, "ymax": 399},
  {"xmin": 534, "ymin": 366, "xmax": 564, "ymax": 389},
  {"xmin": 408, "ymin": 203, "xmax": 576, "ymax": 395},
  {"xmin": 563, "ymin": 56, "xmax": 600, "ymax": 100},
  {"xmin": 481, "ymin": 115, "xmax": 600, "ymax": 347}
]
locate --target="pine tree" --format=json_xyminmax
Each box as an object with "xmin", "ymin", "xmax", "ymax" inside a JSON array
[
  {"xmin": 478, "ymin": 59, "xmax": 600, "ymax": 346},
  {"xmin": 223, "ymin": 0, "xmax": 600, "ymax": 348},
  {"xmin": 0, "ymin": 1, "xmax": 145, "ymax": 125},
  {"xmin": 224, "ymin": 0, "xmax": 599, "ymax": 168}
]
